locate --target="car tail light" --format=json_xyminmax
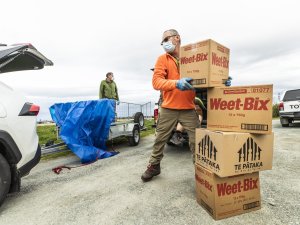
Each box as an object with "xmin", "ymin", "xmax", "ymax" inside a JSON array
[
  {"xmin": 278, "ymin": 102, "xmax": 284, "ymax": 111},
  {"xmin": 154, "ymin": 108, "xmax": 158, "ymax": 120},
  {"xmin": 19, "ymin": 102, "xmax": 40, "ymax": 116}
]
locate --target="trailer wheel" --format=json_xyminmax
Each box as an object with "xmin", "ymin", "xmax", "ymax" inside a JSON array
[
  {"xmin": 128, "ymin": 126, "xmax": 140, "ymax": 146},
  {"xmin": 0, "ymin": 153, "xmax": 11, "ymax": 207},
  {"xmin": 133, "ymin": 112, "xmax": 144, "ymax": 128}
]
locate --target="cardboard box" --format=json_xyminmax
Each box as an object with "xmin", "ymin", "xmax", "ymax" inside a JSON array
[
  {"xmin": 195, "ymin": 165, "xmax": 261, "ymax": 220},
  {"xmin": 207, "ymin": 84, "xmax": 273, "ymax": 134},
  {"xmin": 180, "ymin": 39, "xmax": 229, "ymax": 88},
  {"xmin": 195, "ymin": 129, "xmax": 274, "ymax": 177}
]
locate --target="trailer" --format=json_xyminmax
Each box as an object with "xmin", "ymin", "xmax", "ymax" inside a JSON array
[
  {"xmin": 42, "ymin": 111, "xmax": 145, "ymax": 156},
  {"xmin": 108, "ymin": 112, "xmax": 145, "ymax": 146}
]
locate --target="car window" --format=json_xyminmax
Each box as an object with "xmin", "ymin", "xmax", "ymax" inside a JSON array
[{"xmin": 283, "ymin": 89, "xmax": 300, "ymax": 101}]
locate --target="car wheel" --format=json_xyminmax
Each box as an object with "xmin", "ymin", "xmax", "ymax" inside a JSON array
[
  {"xmin": 0, "ymin": 153, "xmax": 11, "ymax": 207},
  {"xmin": 133, "ymin": 112, "xmax": 144, "ymax": 128},
  {"xmin": 280, "ymin": 118, "xmax": 289, "ymax": 127},
  {"xmin": 128, "ymin": 126, "xmax": 140, "ymax": 146},
  {"xmin": 166, "ymin": 130, "xmax": 175, "ymax": 146}
]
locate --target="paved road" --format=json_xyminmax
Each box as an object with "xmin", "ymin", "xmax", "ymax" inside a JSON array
[{"xmin": 0, "ymin": 120, "xmax": 299, "ymax": 225}]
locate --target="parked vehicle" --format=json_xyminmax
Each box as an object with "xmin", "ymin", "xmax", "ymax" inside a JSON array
[
  {"xmin": 0, "ymin": 43, "xmax": 53, "ymax": 206},
  {"xmin": 152, "ymin": 88, "xmax": 208, "ymax": 145},
  {"xmin": 152, "ymin": 94, "xmax": 162, "ymax": 128},
  {"xmin": 278, "ymin": 89, "xmax": 300, "ymax": 127}
]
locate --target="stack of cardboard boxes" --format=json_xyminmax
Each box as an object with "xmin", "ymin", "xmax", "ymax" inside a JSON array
[{"xmin": 180, "ymin": 39, "xmax": 274, "ymax": 220}]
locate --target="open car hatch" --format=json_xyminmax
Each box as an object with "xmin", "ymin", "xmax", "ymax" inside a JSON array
[{"xmin": 0, "ymin": 43, "xmax": 53, "ymax": 73}]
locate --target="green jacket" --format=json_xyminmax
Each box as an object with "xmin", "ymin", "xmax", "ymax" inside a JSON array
[
  {"xmin": 99, "ymin": 80, "xmax": 119, "ymax": 100},
  {"xmin": 194, "ymin": 97, "xmax": 206, "ymax": 110}
]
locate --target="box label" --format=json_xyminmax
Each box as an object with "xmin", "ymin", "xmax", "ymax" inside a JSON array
[
  {"xmin": 211, "ymin": 52, "xmax": 229, "ymax": 68},
  {"xmin": 180, "ymin": 53, "xmax": 208, "ymax": 64},
  {"xmin": 217, "ymin": 178, "xmax": 259, "ymax": 196},
  {"xmin": 209, "ymin": 97, "xmax": 270, "ymax": 111},
  {"xmin": 196, "ymin": 135, "xmax": 220, "ymax": 172},
  {"xmin": 234, "ymin": 137, "xmax": 264, "ymax": 171}
]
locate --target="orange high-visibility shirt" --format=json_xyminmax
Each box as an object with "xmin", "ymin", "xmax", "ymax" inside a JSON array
[{"xmin": 152, "ymin": 53, "xmax": 195, "ymax": 109}]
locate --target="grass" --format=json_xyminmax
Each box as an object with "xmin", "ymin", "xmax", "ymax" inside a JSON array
[
  {"xmin": 37, "ymin": 124, "xmax": 62, "ymax": 146},
  {"xmin": 141, "ymin": 119, "xmax": 156, "ymax": 137},
  {"xmin": 37, "ymin": 118, "xmax": 155, "ymax": 160}
]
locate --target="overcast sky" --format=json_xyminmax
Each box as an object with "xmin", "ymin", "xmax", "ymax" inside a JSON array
[{"xmin": 1, "ymin": 0, "xmax": 299, "ymax": 120}]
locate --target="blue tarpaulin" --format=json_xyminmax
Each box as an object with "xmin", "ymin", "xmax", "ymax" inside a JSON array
[{"xmin": 49, "ymin": 99, "xmax": 118, "ymax": 163}]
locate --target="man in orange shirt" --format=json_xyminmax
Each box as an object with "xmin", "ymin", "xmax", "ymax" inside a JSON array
[{"xmin": 141, "ymin": 29, "xmax": 200, "ymax": 182}]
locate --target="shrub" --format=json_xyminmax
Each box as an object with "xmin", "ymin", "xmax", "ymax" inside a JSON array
[{"xmin": 273, "ymin": 104, "xmax": 279, "ymax": 118}]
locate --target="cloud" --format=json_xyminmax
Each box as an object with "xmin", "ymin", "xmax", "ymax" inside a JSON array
[{"xmin": 1, "ymin": 0, "xmax": 300, "ymax": 120}]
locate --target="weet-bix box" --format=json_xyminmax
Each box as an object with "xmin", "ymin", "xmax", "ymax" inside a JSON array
[
  {"xmin": 195, "ymin": 165, "xmax": 261, "ymax": 220},
  {"xmin": 207, "ymin": 84, "xmax": 273, "ymax": 134},
  {"xmin": 180, "ymin": 39, "xmax": 229, "ymax": 88},
  {"xmin": 195, "ymin": 129, "xmax": 274, "ymax": 177}
]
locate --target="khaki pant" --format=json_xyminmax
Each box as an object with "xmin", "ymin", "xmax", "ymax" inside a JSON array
[{"xmin": 149, "ymin": 108, "xmax": 200, "ymax": 165}]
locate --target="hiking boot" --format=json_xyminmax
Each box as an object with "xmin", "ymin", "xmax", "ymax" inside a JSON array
[
  {"xmin": 141, "ymin": 163, "xmax": 161, "ymax": 182},
  {"xmin": 169, "ymin": 132, "xmax": 184, "ymax": 146}
]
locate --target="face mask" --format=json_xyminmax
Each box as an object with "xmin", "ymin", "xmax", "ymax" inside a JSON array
[{"xmin": 162, "ymin": 41, "xmax": 176, "ymax": 53}]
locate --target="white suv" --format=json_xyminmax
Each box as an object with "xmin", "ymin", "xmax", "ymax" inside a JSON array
[
  {"xmin": 278, "ymin": 89, "xmax": 300, "ymax": 127},
  {"xmin": 0, "ymin": 43, "xmax": 53, "ymax": 206}
]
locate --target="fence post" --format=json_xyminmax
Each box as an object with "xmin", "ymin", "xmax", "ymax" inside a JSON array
[
  {"xmin": 128, "ymin": 103, "xmax": 130, "ymax": 120},
  {"xmin": 56, "ymin": 126, "xmax": 60, "ymax": 140}
]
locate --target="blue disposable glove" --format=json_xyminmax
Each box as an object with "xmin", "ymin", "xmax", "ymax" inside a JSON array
[
  {"xmin": 225, "ymin": 76, "xmax": 232, "ymax": 86},
  {"xmin": 176, "ymin": 78, "xmax": 193, "ymax": 91}
]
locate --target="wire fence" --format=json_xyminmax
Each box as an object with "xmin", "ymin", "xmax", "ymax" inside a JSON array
[{"xmin": 116, "ymin": 101, "xmax": 153, "ymax": 119}]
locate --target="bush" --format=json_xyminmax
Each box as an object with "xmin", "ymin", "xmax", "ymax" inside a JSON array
[{"xmin": 273, "ymin": 104, "xmax": 279, "ymax": 118}]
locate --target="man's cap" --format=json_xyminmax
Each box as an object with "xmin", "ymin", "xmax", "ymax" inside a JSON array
[{"xmin": 161, "ymin": 29, "xmax": 179, "ymax": 44}]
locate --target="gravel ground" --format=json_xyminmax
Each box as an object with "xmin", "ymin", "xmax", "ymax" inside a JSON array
[{"xmin": 0, "ymin": 120, "xmax": 299, "ymax": 225}]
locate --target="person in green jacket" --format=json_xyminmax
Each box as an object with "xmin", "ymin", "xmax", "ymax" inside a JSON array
[{"xmin": 99, "ymin": 72, "xmax": 119, "ymax": 103}]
